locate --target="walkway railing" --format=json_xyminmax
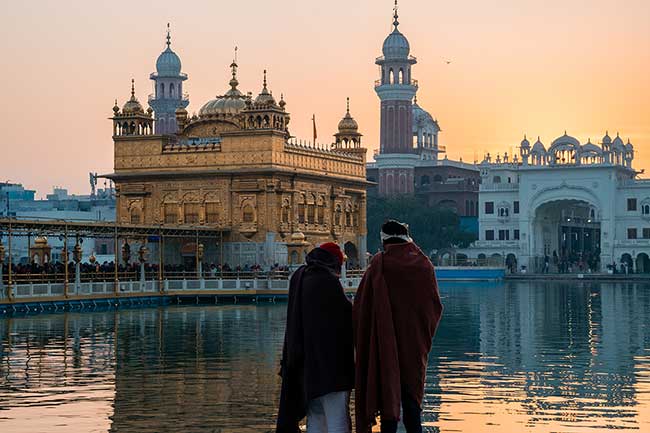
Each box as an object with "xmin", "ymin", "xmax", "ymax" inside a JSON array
[{"xmin": 0, "ymin": 274, "xmax": 364, "ymax": 303}]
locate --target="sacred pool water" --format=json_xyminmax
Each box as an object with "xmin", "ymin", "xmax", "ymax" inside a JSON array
[{"xmin": 1, "ymin": 281, "xmax": 650, "ymax": 433}]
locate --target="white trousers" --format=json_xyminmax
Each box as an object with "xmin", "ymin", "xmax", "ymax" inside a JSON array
[{"xmin": 306, "ymin": 391, "xmax": 351, "ymax": 433}]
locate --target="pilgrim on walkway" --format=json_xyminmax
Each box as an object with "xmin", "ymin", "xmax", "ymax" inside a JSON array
[
  {"xmin": 276, "ymin": 242, "xmax": 355, "ymax": 433},
  {"xmin": 353, "ymin": 220, "xmax": 444, "ymax": 433}
]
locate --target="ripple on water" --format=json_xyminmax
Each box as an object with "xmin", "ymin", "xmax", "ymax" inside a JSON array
[{"xmin": 1, "ymin": 281, "xmax": 650, "ymax": 432}]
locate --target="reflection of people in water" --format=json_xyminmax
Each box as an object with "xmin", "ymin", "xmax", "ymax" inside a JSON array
[
  {"xmin": 353, "ymin": 220, "xmax": 444, "ymax": 433},
  {"xmin": 276, "ymin": 243, "xmax": 354, "ymax": 433}
]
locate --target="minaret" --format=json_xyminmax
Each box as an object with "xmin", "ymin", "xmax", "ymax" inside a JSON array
[
  {"xmin": 375, "ymin": 1, "xmax": 418, "ymax": 154},
  {"xmin": 374, "ymin": 2, "xmax": 419, "ymax": 196},
  {"xmin": 149, "ymin": 24, "xmax": 189, "ymax": 134}
]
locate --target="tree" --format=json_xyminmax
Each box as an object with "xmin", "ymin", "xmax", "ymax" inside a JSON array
[{"xmin": 366, "ymin": 196, "xmax": 477, "ymax": 255}]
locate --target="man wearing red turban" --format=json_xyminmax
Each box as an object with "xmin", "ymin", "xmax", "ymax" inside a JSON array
[{"xmin": 277, "ymin": 243, "xmax": 354, "ymax": 433}]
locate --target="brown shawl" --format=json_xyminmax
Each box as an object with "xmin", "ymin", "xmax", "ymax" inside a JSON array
[{"xmin": 353, "ymin": 242, "xmax": 443, "ymax": 433}]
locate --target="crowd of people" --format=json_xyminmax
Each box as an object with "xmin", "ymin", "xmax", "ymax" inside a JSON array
[
  {"xmin": 1, "ymin": 260, "xmax": 292, "ymax": 283},
  {"xmin": 541, "ymin": 250, "xmax": 600, "ymax": 274}
]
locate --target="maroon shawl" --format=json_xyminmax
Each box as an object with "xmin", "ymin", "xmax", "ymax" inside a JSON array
[{"xmin": 353, "ymin": 242, "xmax": 443, "ymax": 433}]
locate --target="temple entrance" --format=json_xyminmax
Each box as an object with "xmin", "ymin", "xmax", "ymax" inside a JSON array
[
  {"xmin": 533, "ymin": 200, "xmax": 601, "ymax": 272},
  {"xmin": 181, "ymin": 242, "xmax": 198, "ymax": 272},
  {"xmin": 344, "ymin": 242, "xmax": 359, "ymax": 269},
  {"xmin": 637, "ymin": 253, "xmax": 650, "ymax": 274},
  {"xmin": 506, "ymin": 253, "xmax": 517, "ymax": 273}
]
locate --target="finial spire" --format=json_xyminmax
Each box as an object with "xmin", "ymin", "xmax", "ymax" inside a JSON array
[
  {"xmin": 346, "ymin": 97, "xmax": 350, "ymax": 113},
  {"xmin": 229, "ymin": 47, "xmax": 239, "ymax": 90},
  {"xmin": 393, "ymin": 0, "xmax": 399, "ymax": 29},
  {"xmin": 131, "ymin": 79, "xmax": 135, "ymax": 98},
  {"xmin": 166, "ymin": 23, "xmax": 171, "ymax": 48},
  {"xmin": 263, "ymin": 69, "xmax": 267, "ymax": 90}
]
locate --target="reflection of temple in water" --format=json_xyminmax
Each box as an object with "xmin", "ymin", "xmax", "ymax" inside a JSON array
[
  {"xmin": 435, "ymin": 281, "xmax": 650, "ymax": 427},
  {"xmin": 109, "ymin": 305, "xmax": 286, "ymax": 432}
]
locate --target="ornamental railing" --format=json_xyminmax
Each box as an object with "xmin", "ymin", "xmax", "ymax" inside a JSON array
[
  {"xmin": 0, "ymin": 275, "xmax": 365, "ymax": 304},
  {"xmin": 374, "ymin": 79, "xmax": 419, "ymax": 88}
]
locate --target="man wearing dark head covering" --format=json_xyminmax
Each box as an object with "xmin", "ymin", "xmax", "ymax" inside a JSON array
[
  {"xmin": 277, "ymin": 243, "xmax": 355, "ymax": 433},
  {"xmin": 353, "ymin": 220, "xmax": 443, "ymax": 433}
]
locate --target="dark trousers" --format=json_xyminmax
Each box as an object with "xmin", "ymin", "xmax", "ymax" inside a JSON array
[{"xmin": 380, "ymin": 389, "xmax": 422, "ymax": 433}]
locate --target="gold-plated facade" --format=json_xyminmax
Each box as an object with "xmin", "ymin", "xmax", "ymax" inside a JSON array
[{"xmin": 106, "ymin": 66, "xmax": 369, "ymax": 267}]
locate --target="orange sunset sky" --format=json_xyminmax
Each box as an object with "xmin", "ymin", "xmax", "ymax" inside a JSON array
[{"xmin": 1, "ymin": 0, "xmax": 648, "ymax": 196}]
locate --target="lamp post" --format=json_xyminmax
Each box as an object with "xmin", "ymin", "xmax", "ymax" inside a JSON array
[
  {"xmin": 60, "ymin": 228, "xmax": 69, "ymax": 298},
  {"xmin": 7, "ymin": 220, "xmax": 12, "ymax": 301},
  {"xmin": 197, "ymin": 242, "xmax": 204, "ymax": 279},
  {"xmin": 0, "ymin": 238, "xmax": 5, "ymax": 299},
  {"xmin": 73, "ymin": 237, "xmax": 83, "ymax": 294},
  {"xmin": 138, "ymin": 242, "xmax": 149, "ymax": 286}
]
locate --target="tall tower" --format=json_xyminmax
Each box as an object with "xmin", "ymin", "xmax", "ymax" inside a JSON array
[
  {"xmin": 374, "ymin": 2, "xmax": 419, "ymax": 195},
  {"xmin": 149, "ymin": 24, "xmax": 189, "ymax": 135}
]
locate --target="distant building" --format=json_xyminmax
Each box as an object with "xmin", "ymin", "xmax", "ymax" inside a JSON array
[
  {"xmin": 0, "ymin": 183, "xmax": 116, "ymax": 264},
  {"xmin": 460, "ymin": 132, "xmax": 650, "ymax": 273},
  {"xmin": 366, "ymin": 5, "xmax": 480, "ymax": 218}
]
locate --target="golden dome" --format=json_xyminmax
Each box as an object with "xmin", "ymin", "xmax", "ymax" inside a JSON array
[
  {"xmin": 337, "ymin": 98, "xmax": 359, "ymax": 132},
  {"xmin": 291, "ymin": 232, "xmax": 306, "ymax": 241},
  {"xmin": 122, "ymin": 80, "xmax": 144, "ymax": 115},
  {"xmin": 34, "ymin": 236, "xmax": 48, "ymax": 246},
  {"xmin": 199, "ymin": 62, "xmax": 247, "ymax": 117},
  {"xmin": 254, "ymin": 70, "xmax": 276, "ymax": 106}
]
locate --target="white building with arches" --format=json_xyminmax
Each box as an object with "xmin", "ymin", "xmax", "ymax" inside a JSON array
[{"xmin": 461, "ymin": 132, "xmax": 650, "ymax": 274}]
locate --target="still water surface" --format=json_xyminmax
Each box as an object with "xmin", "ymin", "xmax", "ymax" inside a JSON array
[{"xmin": 1, "ymin": 281, "xmax": 650, "ymax": 432}]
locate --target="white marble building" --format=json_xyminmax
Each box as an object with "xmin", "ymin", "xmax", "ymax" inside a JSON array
[{"xmin": 461, "ymin": 132, "xmax": 650, "ymax": 273}]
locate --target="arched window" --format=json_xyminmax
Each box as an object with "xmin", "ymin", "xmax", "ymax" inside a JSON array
[
  {"xmin": 242, "ymin": 205, "xmax": 255, "ymax": 223},
  {"xmin": 160, "ymin": 83, "xmax": 164, "ymax": 98},
  {"xmin": 184, "ymin": 203, "xmax": 200, "ymax": 224},
  {"xmin": 281, "ymin": 202, "xmax": 290, "ymax": 224},
  {"xmin": 389, "ymin": 69, "xmax": 394, "ymax": 84},
  {"xmin": 205, "ymin": 202, "xmax": 220, "ymax": 224},
  {"xmin": 170, "ymin": 83, "xmax": 175, "ymax": 98},
  {"xmin": 317, "ymin": 197, "xmax": 325, "ymax": 225},
  {"xmin": 642, "ymin": 203, "xmax": 650, "ymax": 215},
  {"xmin": 164, "ymin": 203, "xmax": 177, "ymax": 224},
  {"xmin": 398, "ymin": 68, "xmax": 404, "ymax": 84},
  {"xmin": 334, "ymin": 205, "xmax": 342, "ymax": 226},
  {"xmin": 130, "ymin": 207, "xmax": 142, "ymax": 224},
  {"xmin": 493, "ymin": 176, "xmax": 502, "ymax": 184},
  {"xmin": 421, "ymin": 175, "xmax": 430, "ymax": 186},
  {"xmin": 297, "ymin": 196, "xmax": 306, "ymax": 224},
  {"xmin": 307, "ymin": 194, "xmax": 316, "ymax": 224}
]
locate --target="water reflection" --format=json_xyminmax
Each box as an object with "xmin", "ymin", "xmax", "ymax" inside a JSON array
[
  {"xmin": 425, "ymin": 281, "xmax": 650, "ymax": 432},
  {"xmin": 1, "ymin": 282, "xmax": 650, "ymax": 432}
]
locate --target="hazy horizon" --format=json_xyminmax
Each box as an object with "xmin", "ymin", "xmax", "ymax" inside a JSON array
[{"xmin": 1, "ymin": 0, "xmax": 648, "ymax": 197}]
